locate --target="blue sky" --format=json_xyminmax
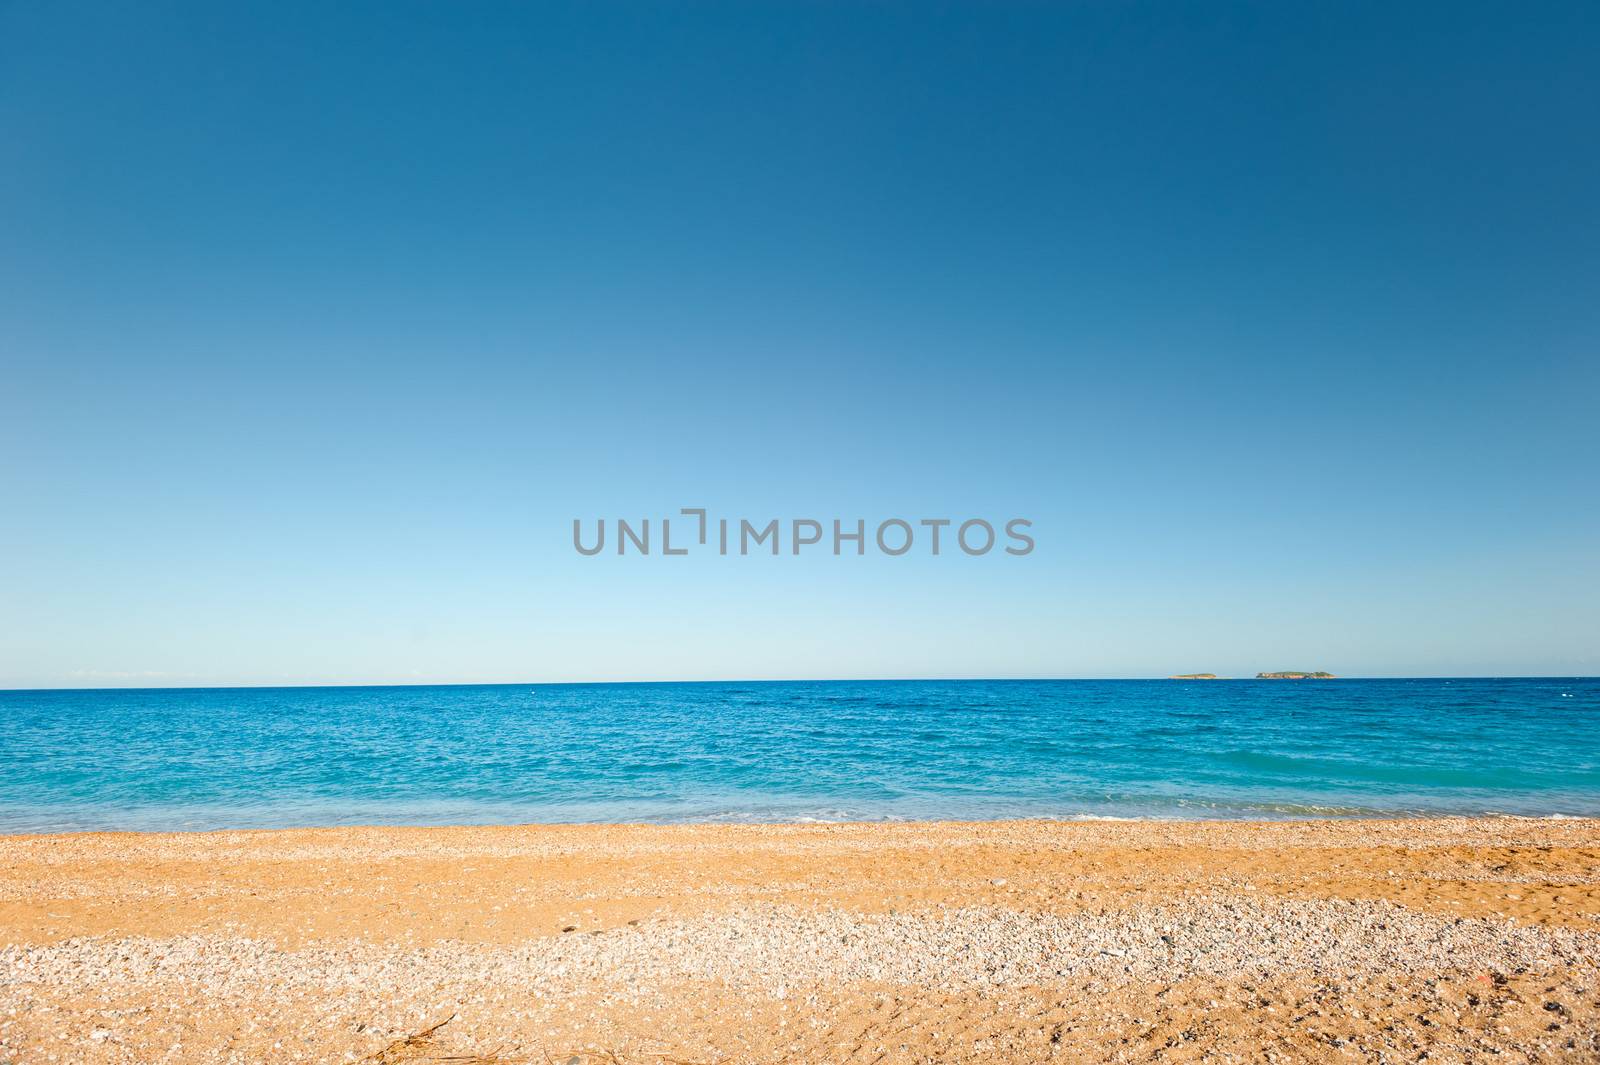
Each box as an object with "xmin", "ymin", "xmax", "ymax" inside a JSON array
[{"xmin": 2, "ymin": 1, "xmax": 1596, "ymax": 686}]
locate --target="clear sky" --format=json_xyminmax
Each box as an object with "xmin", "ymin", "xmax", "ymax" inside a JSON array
[{"xmin": 2, "ymin": 1, "xmax": 1596, "ymax": 687}]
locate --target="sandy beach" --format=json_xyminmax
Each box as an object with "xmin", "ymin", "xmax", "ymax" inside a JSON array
[{"xmin": 1, "ymin": 817, "xmax": 1597, "ymax": 1063}]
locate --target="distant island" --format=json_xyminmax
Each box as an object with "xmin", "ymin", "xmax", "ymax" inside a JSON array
[{"xmin": 1167, "ymin": 670, "xmax": 1337, "ymax": 679}]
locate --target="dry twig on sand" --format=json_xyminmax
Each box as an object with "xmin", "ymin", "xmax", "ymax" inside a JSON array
[{"xmin": 358, "ymin": 1014, "xmax": 464, "ymax": 1063}]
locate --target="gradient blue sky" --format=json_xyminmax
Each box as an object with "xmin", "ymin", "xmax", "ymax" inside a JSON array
[{"xmin": 3, "ymin": 1, "xmax": 1597, "ymax": 686}]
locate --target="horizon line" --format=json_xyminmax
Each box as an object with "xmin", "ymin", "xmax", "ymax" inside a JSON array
[{"xmin": 3, "ymin": 674, "xmax": 1597, "ymax": 694}]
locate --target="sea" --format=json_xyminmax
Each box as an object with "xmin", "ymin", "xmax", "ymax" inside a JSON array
[{"xmin": 0, "ymin": 678, "xmax": 1596, "ymax": 833}]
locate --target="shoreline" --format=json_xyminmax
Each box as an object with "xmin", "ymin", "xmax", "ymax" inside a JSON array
[
  {"xmin": 3, "ymin": 816, "xmax": 1597, "ymax": 1061},
  {"xmin": 7, "ymin": 807, "xmax": 1598, "ymax": 838}
]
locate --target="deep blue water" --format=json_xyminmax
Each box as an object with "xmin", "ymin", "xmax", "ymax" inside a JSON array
[{"xmin": 0, "ymin": 678, "xmax": 1596, "ymax": 832}]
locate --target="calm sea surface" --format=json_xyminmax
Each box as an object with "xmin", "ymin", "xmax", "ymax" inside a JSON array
[{"xmin": 0, "ymin": 678, "xmax": 1596, "ymax": 832}]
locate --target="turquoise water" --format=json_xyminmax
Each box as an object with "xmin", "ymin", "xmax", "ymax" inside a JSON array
[{"xmin": 0, "ymin": 678, "xmax": 1596, "ymax": 832}]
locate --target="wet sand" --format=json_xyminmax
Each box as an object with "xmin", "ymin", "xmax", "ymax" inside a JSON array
[{"xmin": 1, "ymin": 817, "xmax": 1597, "ymax": 1062}]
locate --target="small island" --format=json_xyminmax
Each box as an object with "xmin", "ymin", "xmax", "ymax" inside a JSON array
[
  {"xmin": 1256, "ymin": 671, "xmax": 1336, "ymax": 679},
  {"xmin": 1169, "ymin": 673, "xmax": 1220, "ymax": 680}
]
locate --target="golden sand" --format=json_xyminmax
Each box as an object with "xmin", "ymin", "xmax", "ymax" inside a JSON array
[{"xmin": 2, "ymin": 817, "xmax": 1597, "ymax": 1062}]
